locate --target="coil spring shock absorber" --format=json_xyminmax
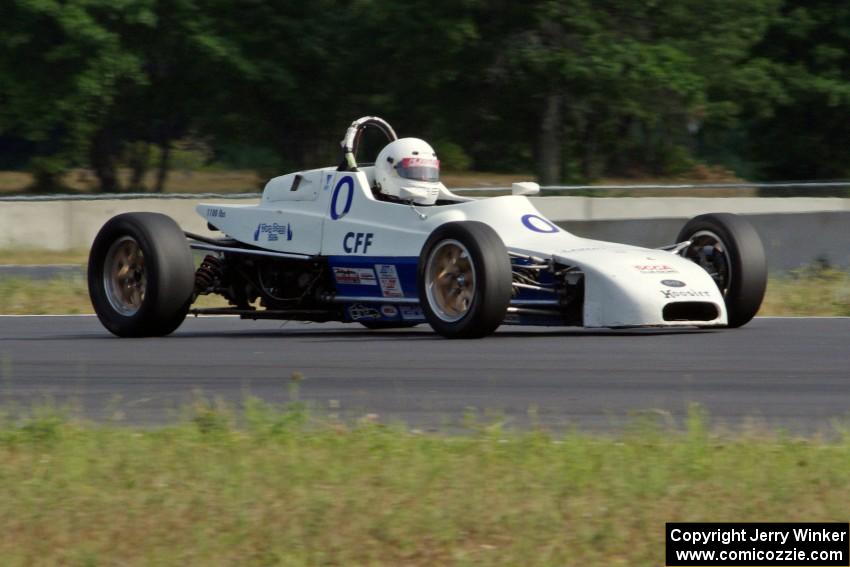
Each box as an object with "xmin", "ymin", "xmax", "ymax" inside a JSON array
[{"xmin": 194, "ymin": 254, "xmax": 223, "ymax": 293}]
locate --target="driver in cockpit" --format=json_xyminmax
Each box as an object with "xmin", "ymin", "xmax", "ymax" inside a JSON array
[{"xmin": 372, "ymin": 138, "xmax": 443, "ymax": 206}]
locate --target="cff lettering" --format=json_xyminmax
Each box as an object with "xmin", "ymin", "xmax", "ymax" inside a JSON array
[{"xmin": 343, "ymin": 232, "xmax": 374, "ymax": 254}]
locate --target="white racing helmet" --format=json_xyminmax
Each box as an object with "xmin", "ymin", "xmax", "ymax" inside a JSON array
[{"xmin": 374, "ymin": 138, "xmax": 443, "ymax": 205}]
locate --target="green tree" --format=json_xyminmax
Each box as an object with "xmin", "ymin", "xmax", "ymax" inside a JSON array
[
  {"xmin": 200, "ymin": 0, "xmax": 482, "ymax": 173},
  {"xmin": 89, "ymin": 0, "xmax": 262, "ymax": 192},
  {"xmin": 745, "ymin": 1, "xmax": 850, "ymax": 182},
  {"xmin": 470, "ymin": 0, "xmax": 781, "ymax": 184},
  {"xmin": 2, "ymin": 0, "xmax": 841, "ymax": 193},
  {"xmin": 0, "ymin": 0, "xmax": 148, "ymax": 190}
]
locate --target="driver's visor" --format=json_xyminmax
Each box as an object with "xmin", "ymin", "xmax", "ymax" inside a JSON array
[{"xmin": 395, "ymin": 157, "xmax": 440, "ymax": 182}]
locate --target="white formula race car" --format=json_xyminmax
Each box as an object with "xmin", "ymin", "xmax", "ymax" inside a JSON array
[{"xmin": 88, "ymin": 117, "xmax": 767, "ymax": 338}]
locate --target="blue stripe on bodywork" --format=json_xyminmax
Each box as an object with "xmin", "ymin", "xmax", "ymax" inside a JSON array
[
  {"xmin": 327, "ymin": 256, "xmax": 422, "ymax": 323},
  {"xmin": 329, "ymin": 255, "xmax": 568, "ymax": 326},
  {"xmin": 328, "ymin": 255, "xmax": 419, "ymax": 299}
]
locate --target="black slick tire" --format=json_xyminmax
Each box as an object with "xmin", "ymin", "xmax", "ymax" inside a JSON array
[
  {"xmin": 88, "ymin": 212, "xmax": 195, "ymax": 337},
  {"xmin": 677, "ymin": 213, "xmax": 767, "ymax": 328},
  {"xmin": 417, "ymin": 221, "xmax": 512, "ymax": 338}
]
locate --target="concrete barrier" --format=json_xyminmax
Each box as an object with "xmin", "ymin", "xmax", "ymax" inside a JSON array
[
  {"xmin": 0, "ymin": 196, "xmax": 847, "ymax": 271},
  {"xmin": 528, "ymin": 195, "xmax": 850, "ymax": 220},
  {"xmin": 526, "ymin": 196, "xmax": 850, "ymax": 271},
  {"xmin": 0, "ymin": 198, "xmax": 228, "ymax": 251},
  {"xmin": 559, "ymin": 213, "xmax": 850, "ymax": 272}
]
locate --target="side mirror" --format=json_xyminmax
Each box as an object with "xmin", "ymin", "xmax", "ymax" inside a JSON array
[
  {"xmin": 511, "ymin": 182, "xmax": 540, "ymax": 196},
  {"xmin": 398, "ymin": 186, "xmax": 430, "ymax": 201}
]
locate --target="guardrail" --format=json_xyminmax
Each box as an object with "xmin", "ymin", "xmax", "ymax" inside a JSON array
[
  {"xmin": 0, "ymin": 192, "xmax": 262, "ymax": 202},
  {"xmin": 1, "ymin": 180, "xmax": 849, "ymax": 201},
  {"xmin": 0, "ymin": 183, "xmax": 848, "ymax": 270},
  {"xmin": 458, "ymin": 181, "xmax": 850, "ymax": 193}
]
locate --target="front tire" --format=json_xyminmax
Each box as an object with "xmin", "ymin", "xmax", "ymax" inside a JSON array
[
  {"xmin": 88, "ymin": 213, "xmax": 195, "ymax": 337},
  {"xmin": 418, "ymin": 222, "xmax": 512, "ymax": 338},
  {"xmin": 676, "ymin": 213, "xmax": 767, "ymax": 328}
]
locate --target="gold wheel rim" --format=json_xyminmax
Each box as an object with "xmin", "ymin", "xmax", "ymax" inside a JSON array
[
  {"xmin": 103, "ymin": 236, "xmax": 146, "ymax": 316},
  {"xmin": 685, "ymin": 230, "xmax": 732, "ymax": 295},
  {"xmin": 425, "ymin": 239, "xmax": 476, "ymax": 323}
]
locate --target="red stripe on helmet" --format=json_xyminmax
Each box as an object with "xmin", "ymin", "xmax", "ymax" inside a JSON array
[{"xmin": 399, "ymin": 157, "xmax": 439, "ymax": 168}]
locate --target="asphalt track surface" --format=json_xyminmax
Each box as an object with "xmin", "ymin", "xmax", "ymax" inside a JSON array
[{"xmin": 0, "ymin": 316, "xmax": 848, "ymax": 433}]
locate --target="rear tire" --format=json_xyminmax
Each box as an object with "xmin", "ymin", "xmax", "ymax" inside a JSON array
[
  {"xmin": 676, "ymin": 213, "xmax": 767, "ymax": 328},
  {"xmin": 418, "ymin": 222, "xmax": 512, "ymax": 338},
  {"xmin": 88, "ymin": 213, "xmax": 195, "ymax": 337}
]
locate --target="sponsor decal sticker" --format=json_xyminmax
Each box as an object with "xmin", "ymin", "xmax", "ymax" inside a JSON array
[
  {"xmin": 661, "ymin": 279, "xmax": 686, "ymax": 288},
  {"xmin": 253, "ymin": 222, "xmax": 293, "ymax": 242},
  {"xmin": 332, "ymin": 267, "xmax": 378, "ymax": 286},
  {"xmin": 348, "ymin": 304, "xmax": 380, "ymax": 321},
  {"xmin": 661, "ymin": 289, "xmax": 712, "ymax": 299},
  {"xmin": 521, "ymin": 214, "xmax": 560, "ymax": 234},
  {"xmin": 400, "ymin": 306, "xmax": 425, "ymax": 321},
  {"xmin": 380, "ymin": 305, "xmax": 399, "ymax": 318},
  {"xmin": 343, "ymin": 232, "xmax": 374, "ymax": 254},
  {"xmin": 375, "ymin": 264, "xmax": 404, "ymax": 298},
  {"xmin": 635, "ymin": 264, "xmax": 677, "ymax": 274}
]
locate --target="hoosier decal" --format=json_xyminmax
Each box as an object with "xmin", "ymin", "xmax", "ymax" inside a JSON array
[{"xmin": 660, "ymin": 289, "xmax": 712, "ymax": 299}]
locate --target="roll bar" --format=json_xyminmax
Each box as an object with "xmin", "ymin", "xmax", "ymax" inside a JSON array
[{"xmin": 338, "ymin": 116, "xmax": 398, "ymax": 171}]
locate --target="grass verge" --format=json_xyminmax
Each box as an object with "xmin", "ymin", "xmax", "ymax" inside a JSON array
[
  {"xmin": 0, "ymin": 267, "xmax": 848, "ymax": 316},
  {"xmin": 0, "ymin": 403, "xmax": 847, "ymax": 566},
  {"xmin": 760, "ymin": 265, "xmax": 850, "ymax": 316},
  {"xmin": 0, "ymin": 248, "xmax": 90, "ymax": 265},
  {"xmin": 0, "ymin": 276, "xmax": 229, "ymax": 314},
  {"xmin": 0, "ymin": 276, "xmax": 92, "ymax": 315}
]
